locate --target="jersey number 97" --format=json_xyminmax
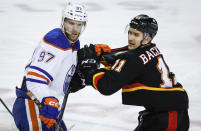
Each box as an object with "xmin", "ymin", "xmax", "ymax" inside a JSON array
[{"xmin": 38, "ymin": 51, "xmax": 55, "ymax": 63}]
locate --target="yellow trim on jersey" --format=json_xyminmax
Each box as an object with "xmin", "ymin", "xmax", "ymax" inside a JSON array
[
  {"xmin": 93, "ymin": 72, "xmax": 105, "ymax": 90},
  {"xmin": 104, "ymin": 66, "xmax": 111, "ymax": 70},
  {"xmin": 122, "ymin": 86, "xmax": 184, "ymax": 93}
]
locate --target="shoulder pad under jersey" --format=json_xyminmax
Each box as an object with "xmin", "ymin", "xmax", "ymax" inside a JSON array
[{"xmin": 43, "ymin": 28, "xmax": 72, "ymax": 51}]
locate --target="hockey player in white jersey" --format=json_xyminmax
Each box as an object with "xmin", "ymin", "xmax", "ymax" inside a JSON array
[{"xmin": 12, "ymin": 2, "xmax": 87, "ymax": 131}]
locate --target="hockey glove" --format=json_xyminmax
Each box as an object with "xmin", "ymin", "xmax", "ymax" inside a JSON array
[
  {"xmin": 78, "ymin": 44, "xmax": 102, "ymax": 85},
  {"xmin": 69, "ymin": 71, "xmax": 86, "ymax": 93},
  {"xmin": 78, "ymin": 44, "xmax": 98, "ymax": 64},
  {"xmin": 78, "ymin": 44, "xmax": 111, "ymax": 64},
  {"xmin": 78, "ymin": 58, "xmax": 100, "ymax": 85},
  {"xmin": 39, "ymin": 97, "xmax": 60, "ymax": 128},
  {"xmin": 94, "ymin": 44, "xmax": 111, "ymax": 56}
]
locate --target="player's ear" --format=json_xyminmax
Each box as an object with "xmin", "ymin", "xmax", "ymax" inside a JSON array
[{"xmin": 143, "ymin": 35, "xmax": 152, "ymax": 45}]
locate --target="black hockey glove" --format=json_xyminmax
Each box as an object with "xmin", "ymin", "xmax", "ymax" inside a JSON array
[
  {"xmin": 77, "ymin": 44, "xmax": 111, "ymax": 85},
  {"xmin": 78, "ymin": 58, "xmax": 100, "ymax": 85},
  {"xmin": 77, "ymin": 45, "xmax": 101, "ymax": 85},
  {"xmin": 69, "ymin": 71, "xmax": 86, "ymax": 93},
  {"xmin": 78, "ymin": 44, "xmax": 100, "ymax": 64}
]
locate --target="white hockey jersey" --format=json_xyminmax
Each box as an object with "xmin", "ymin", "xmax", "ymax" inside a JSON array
[{"xmin": 25, "ymin": 28, "xmax": 80, "ymax": 103}]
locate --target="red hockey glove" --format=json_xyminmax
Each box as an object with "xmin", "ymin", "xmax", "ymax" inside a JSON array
[
  {"xmin": 39, "ymin": 97, "xmax": 60, "ymax": 128},
  {"xmin": 94, "ymin": 44, "xmax": 111, "ymax": 56}
]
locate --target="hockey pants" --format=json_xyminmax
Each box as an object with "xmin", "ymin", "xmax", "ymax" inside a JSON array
[{"xmin": 134, "ymin": 110, "xmax": 189, "ymax": 131}]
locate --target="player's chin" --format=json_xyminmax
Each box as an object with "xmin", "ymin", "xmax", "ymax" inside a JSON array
[
  {"xmin": 69, "ymin": 35, "xmax": 79, "ymax": 42},
  {"xmin": 128, "ymin": 44, "xmax": 136, "ymax": 50}
]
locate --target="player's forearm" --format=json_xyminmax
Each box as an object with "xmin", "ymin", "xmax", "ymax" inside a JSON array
[
  {"xmin": 27, "ymin": 82, "xmax": 56, "ymax": 102},
  {"xmin": 92, "ymin": 70, "xmax": 124, "ymax": 95}
]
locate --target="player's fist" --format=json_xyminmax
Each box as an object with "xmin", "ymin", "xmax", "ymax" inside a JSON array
[
  {"xmin": 78, "ymin": 58, "xmax": 99, "ymax": 85},
  {"xmin": 69, "ymin": 71, "xmax": 86, "ymax": 93},
  {"xmin": 94, "ymin": 44, "xmax": 111, "ymax": 56},
  {"xmin": 80, "ymin": 58, "xmax": 99, "ymax": 70},
  {"xmin": 39, "ymin": 97, "xmax": 60, "ymax": 128}
]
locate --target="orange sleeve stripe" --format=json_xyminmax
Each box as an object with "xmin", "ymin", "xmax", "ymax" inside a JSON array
[
  {"xmin": 27, "ymin": 71, "xmax": 50, "ymax": 84},
  {"xmin": 43, "ymin": 36, "xmax": 72, "ymax": 51},
  {"xmin": 122, "ymin": 83, "xmax": 184, "ymax": 92},
  {"xmin": 93, "ymin": 72, "xmax": 105, "ymax": 90},
  {"xmin": 28, "ymin": 100, "xmax": 39, "ymax": 131}
]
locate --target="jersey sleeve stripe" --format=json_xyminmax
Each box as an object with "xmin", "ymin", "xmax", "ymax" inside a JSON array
[
  {"xmin": 26, "ymin": 78, "xmax": 48, "ymax": 85},
  {"xmin": 122, "ymin": 86, "xmax": 184, "ymax": 92},
  {"xmin": 122, "ymin": 83, "xmax": 184, "ymax": 93},
  {"xmin": 93, "ymin": 72, "xmax": 105, "ymax": 90},
  {"xmin": 29, "ymin": 66, "xmax": 53, "ymax": 81},
  {"xmin": 111, "ymin": 46, "xmax": 128, "ymax": 52},
  {"xmin": 25, "ymin": 62, "xmax": 31, "ymax": 69},
  {"xmin": 27, "ymin": 71, "xmax": 50, "ymax": 84},
  {"xmin": 43, "ymin": 36, "xmax": 72, "ymax": 51}
]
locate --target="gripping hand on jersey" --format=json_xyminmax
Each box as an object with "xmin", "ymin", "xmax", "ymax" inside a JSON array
[
  {"xmin": 39, "ymin": 97, "xmax": 60, "ymax": 128},
  {"xmin": 94, "ymin": 44, "xmax": 111, "ymax": 56},
  {"xmin": 79, "ymin": 58, "xmax": 100, "ymax": 85},
  {"xmin": 78, "ymin": 44, "xmax": 111, "ymax": 63},
  {"xmin": 92, "ymin": 44, "xmax": 114, "ymax": 68},
  {"xmin": 77, "ymin": 44, "xmax": 101, "ymax": 85},
  {"xmin": 69, "ymin": 70, "xmax": 86, "ymax": 93}
]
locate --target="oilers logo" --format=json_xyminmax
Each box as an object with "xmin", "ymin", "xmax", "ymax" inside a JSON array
[{"xmin": 63, "ymin": 65, "xmax": 76, "ymax": 93}]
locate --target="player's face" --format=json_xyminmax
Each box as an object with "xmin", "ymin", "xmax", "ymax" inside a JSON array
[
  {"xmin": 128, "ymin": 28, "xmax": 143, "ymax": 50},
  {"xmin": 64, "ymin": 18, "xmax": 85, "ymax": 42}
]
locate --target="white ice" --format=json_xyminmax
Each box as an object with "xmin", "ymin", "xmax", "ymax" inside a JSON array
[{"xmin": 0, "ymin": 0, "xmax": 201, "ymax": 130}]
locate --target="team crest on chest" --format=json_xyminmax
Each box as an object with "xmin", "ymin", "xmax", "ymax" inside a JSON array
[{"xmin": 63, "ymin": 64, "xmax": 76, "ymax": 93}]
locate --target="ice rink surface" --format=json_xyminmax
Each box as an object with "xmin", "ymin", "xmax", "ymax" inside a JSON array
[{"xmin": 0, "ymin": 0, "xmax": 201, "ymax": 130}]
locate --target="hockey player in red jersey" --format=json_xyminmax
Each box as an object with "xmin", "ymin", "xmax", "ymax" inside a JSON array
[
  {"xmin": 78, "ymin": 14, "xmax": 189, "ymax": 131},
  {"xmin": 12, "ymin": 2, "xmax": 88, "ymax": 131}
]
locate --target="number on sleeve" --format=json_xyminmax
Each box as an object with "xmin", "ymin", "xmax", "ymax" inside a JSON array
[
  {"xmin": 38, "ymin": 51, "xmax": 46, "ymax": 62},
  {"xmin": 114, "ymin": 60, "xmax": 126, "ymax": 72},
  {"xmin": 156, "ymin": 56, "xmax": 173, "ymax": 87},
  {"xmin": 38, "ymin": 51, "xmax": 55, "ymax": 63},
  {"xmin": 111, "ymin": 59, "xmax": 120, "ymax": 70},
  {"xmin": 111, "ymin": 59, "xmax": 126, "ymax": 72},
  {"xmin": 46, "ymin": 52, "xmax": 55, "ymax": 63}
]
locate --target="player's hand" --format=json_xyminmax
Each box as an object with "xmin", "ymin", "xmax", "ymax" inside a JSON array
[
  {"xmin": 77, "ymin": 44, "xmax": 102, "ymax": 85},
  {"xmin": 69, "ymin": 71, "xmax": 86, "ymax": 93},
  {"xmin": 78, "ymin": 58, "xmax": 99, "ymax": 85},
  {"xmin": 80, "ymin": 58, "xmax": 99, "ymax": 70},
  {"xmin": 78, "ymin": 44, "xmax": 98, "ymax": 63},
  {"xmin": 94, "ymin": 44, "xmax": 111, "ymax": 56},
  {"xmin": 39, "ymin": 97, "xmax": 60, "ymax": 128},
  {"xmin": 78, "ymin": 44, "xmax": 111, "ymax": 64}
]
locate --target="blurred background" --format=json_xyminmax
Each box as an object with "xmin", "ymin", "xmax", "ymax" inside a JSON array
[{"xmin": 0, "ymin": 0, "xmax": 201, "ymax": 130}]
